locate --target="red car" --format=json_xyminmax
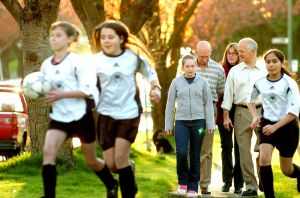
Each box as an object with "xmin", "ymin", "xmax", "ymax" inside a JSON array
[{"xmin": 0, "ymin": 83, "xmax": 29, "ymax": 158}]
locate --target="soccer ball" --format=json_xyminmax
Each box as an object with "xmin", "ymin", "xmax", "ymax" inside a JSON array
[{"xmin": 22, "ymin": 72, "xmax": 53, "ymax": 99}]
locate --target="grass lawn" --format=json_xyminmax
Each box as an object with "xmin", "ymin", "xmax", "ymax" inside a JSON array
[{"xmin": 0, "ymin": 130, "xmax": 299, "ymax": 197}]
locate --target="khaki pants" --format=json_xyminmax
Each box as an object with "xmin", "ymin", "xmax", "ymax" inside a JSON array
[
  {"xmin": 234, "ymin": 106, "xmax": 259, "ymax": 191},
  {"xmin": 199, "ymin": 103, "xmax": 216, "ymax": 188},
  {"xmin": 199, "ymin": 132, "xmax": 214, "ymax": 188}
]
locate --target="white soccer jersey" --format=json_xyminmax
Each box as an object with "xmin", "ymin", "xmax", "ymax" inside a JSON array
[
  {"xmin": 94, "ymin": 49, "xmax": 158, "ymax": 119},
  {"xmin": 248, "ymin": 74, "xmax": 300, "ymax": 122},
  {"xmin": 41, "ymin": 52, "xmax": 97, "ymax": 122}
]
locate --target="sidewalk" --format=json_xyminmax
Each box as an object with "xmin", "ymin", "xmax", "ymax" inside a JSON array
[{"xmin": 168, "ymin": 162, "xmax": 263, "ymax": 197}]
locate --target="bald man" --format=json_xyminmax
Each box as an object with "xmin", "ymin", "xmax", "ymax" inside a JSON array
[
  {"xmin": 195, "ymin": 41, "xmax": 226, "ymax": 194},
  {"xmin": 222, "ymin": 38, "xmax": 267, "ymax": 196}
]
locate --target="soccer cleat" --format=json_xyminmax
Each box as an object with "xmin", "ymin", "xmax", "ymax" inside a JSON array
[
  {"xmin": 177, "ymin": 185, "xmax": 187, "ymax": 195},
  {"xmin": 107, "ymin": 182, "xmax": 118, "ymax": 198}
]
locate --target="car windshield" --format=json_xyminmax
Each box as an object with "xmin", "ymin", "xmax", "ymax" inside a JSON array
[{"xmin": 0, "ymin": 92, "xmax": 24, "ymax": 112}]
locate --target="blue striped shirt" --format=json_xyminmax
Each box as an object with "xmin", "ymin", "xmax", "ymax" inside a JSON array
[{"xmin": 196, "ymin": 59, "xmax": 225, "ymax": 102}]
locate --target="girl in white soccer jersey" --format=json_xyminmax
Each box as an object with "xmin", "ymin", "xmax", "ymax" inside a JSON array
[
  {"xmin": 247, "ymin": 49, "xmax": 300, "ymax": 198},
  {"xmin": 92, "ymin": 20, "xmax": 161, "ymax": 198},
  {"xmin": 41, "ymin": 21, "xmax": 117, "ymax": 198}
]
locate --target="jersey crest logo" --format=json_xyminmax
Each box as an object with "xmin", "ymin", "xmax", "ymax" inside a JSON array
[
  {"xmin": 269, "ymin": 94, "xmax": 278, "ymax": 102},
  {"xmin": 113, "ymin": 63, "xmax": 120, "ymax": 67}
]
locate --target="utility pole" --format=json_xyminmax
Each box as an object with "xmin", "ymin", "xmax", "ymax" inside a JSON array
[{"xmin": 287, "ymin": 0, "xmax": 292, "ymax": 67}]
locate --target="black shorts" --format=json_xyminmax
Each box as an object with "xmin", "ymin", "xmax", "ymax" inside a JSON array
[
  {"xmin": 97, "ymin": 114, "xmax": 140, "ymax": 151},
  {"xmin": 48, "ymin": 110, "xmax": 96, "ymax": 143},
  {"xmin": 258, "ymin": 118, "xmax": 299, "ymax": 157}
]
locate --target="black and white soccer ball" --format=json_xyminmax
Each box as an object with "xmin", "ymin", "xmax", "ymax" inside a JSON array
[{"xmin": 22, "ymin": 72, "xmax": 53, "ymax": 99}]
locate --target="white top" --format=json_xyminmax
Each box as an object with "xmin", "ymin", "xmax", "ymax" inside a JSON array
[
  {"xmin": 94, "ymin": 49, "xmax": 158, "ymax": 119},
  {"xmin": 247, "ymin": 74, "xmax": 300, "ymax": 121},
  {"xmin": 221, "ymin": 61, "xmax": 267, "ymax": 110},
  {"xmin": 41, "ymin": 52, "xmax": 97, "ymax": 122}
]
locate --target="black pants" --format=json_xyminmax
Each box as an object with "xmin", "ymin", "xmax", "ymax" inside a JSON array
[{"xmin": 218, "ymin": 124, "xmax": 244, "ymax": 189}]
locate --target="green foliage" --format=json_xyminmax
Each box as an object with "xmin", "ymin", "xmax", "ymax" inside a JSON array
[
  {"xmin": 218, "ymin": 14, "xmax": 300, "ymax": 84},
  {"xmin": 0, "ymin": 132, "xmax": 299, "ymax": 197},
  {"xmin": 218, "ymin": 15, "xmax": 299, "ymax": 62}
]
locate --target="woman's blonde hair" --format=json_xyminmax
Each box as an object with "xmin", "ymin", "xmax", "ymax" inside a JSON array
[{"xmin": 220, "ymin": 43, "xmax": 239, "ymax": 66}]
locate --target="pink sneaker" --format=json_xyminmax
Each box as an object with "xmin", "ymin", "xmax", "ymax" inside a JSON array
[
  {"xmin": 187, "ymin": 190, "xmax": 198, "ymax": 197},
  {"xmin": 177, "ymin": 185, "xmax": 187, "ymax": 195}
]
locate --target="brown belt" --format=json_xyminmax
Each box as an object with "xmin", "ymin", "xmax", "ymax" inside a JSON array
[{"xmin": 236, "ymin": 104, "xmax": 262, "ymax": 108}]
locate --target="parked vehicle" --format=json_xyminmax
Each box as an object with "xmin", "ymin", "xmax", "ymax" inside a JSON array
[{"xmin": 0, "ymin": 83, "xmax": 29, "ymax": 158}]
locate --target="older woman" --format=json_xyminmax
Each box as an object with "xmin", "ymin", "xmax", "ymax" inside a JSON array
[{"xmin": 217, "ymin": 43, "xmax": 243, "ymax": 194}]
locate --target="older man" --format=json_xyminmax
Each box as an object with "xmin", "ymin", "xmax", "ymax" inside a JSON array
[
  {"xmin": 195, "ymin": 41, "xmax": 226, "ymax": 194},
  {"xmin": 222, "ymin": 38, "xmax": 267, "ymax": 196}
]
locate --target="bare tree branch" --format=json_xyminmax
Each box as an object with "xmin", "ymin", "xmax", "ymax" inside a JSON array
[
  {"xmin": 166, "ymin": 0, "xmax": 201, "ymax": 52},
  {"xmin": 120, "ymin": 0, "xmax": 158, "ymax": 34},
  {"xmin": 70, "ymin": 0, "xmax": 105, "ymax": 50},
  {"xmin": 0, "ymin": 0, "xmax": 22, "ymax": 24}
]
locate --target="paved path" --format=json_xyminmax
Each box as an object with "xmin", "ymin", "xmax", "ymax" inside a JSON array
[{"xmin": 167, "ymin": 162, "xmax": 263, "ymax": 197}]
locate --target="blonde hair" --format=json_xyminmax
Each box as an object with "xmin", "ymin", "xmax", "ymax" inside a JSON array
[
  {"xmin": 181, "ymin": 54, "xmax": 196, "ymax": 70},
  {"xmin": 220, "ymin": 43, "xmax": 239, "ymax": 66}
]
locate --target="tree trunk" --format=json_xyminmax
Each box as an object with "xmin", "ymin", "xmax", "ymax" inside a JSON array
[
  {"xmin": 120, "ymin": 0, "xmax": 158, "ymax": 34},
  {"xmin": 70, "ymin": 0, "xmax": 105, "ymax": 52},
  {"xmin": 20, "ymin": 16, "xmax": 56, "ymax": 155}
]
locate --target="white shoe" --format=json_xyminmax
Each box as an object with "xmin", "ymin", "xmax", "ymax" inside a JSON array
[
  {"xmin": 187, "ymin": 190, "xmax": 198, "ymax": 197},
  {"xmin": 177, "ymin": 185, "xmax": 187, "ymax": 195}
]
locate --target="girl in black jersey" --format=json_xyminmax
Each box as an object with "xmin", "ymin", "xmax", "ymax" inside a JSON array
[
  {"xmin": 92, "ymin": 20, "xmax": 161, "ymax": 198},
  {"xmin": 247, "ymin": 49, "xmax": 300, "ymax": 198},
  {"xmin": 41, "ymin": 21, "xmax": 117, "ymax": 198}
]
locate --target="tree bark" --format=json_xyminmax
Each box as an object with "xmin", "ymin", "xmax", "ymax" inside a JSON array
[
  {"xmin": 120, "ymin": 0, "xmax": 158, "ymax": 34},
  {"xmin": 70, "ymin": 0, "xmax": 105, "ymax": 52}
]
